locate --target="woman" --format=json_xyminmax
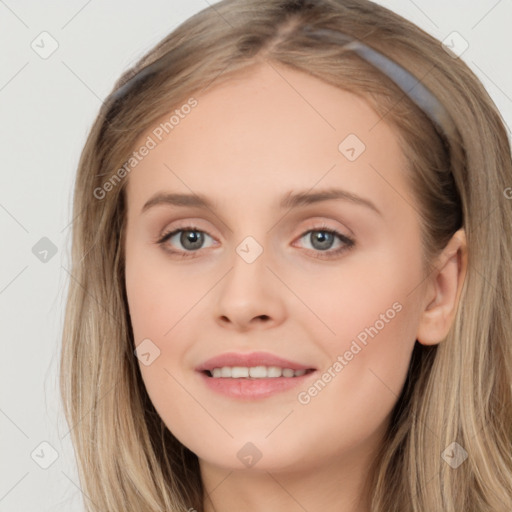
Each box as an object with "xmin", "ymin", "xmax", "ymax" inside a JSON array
[{"xmin": 60, "ymin": 0, "xmax": 512, "ymax": 510}]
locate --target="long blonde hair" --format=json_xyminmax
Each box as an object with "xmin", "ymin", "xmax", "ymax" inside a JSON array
[{"xmin": 60, "ymin": 0, "xmax": 512, "ymax": 510}]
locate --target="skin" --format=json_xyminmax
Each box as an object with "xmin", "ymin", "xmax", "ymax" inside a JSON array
[{"xmin": 123, "ymin": 61, "xmax": 467, "ymax": 512}]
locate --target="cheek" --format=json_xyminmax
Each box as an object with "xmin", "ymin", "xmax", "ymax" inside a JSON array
[
  {"xmin": 295, "ymin": 307, "xmax": 416, "ymax": 455},
  {"xmin": 289, "ymin": 280, "xmax": 420, "ymax": 467},
  {"xmin": 124, "ymin": 250, "xmax": 204, "ymax": 430},
  {"xmin": 290, "ymin": 241, "xmax": 422, "ymax": 355},
  {"xmin": 293, "ymin": 245, "xmax": 422, "ymax": 414},
  {"xmin": 125, "ymin": 244, "xmax": 207, "ymax": 344}
]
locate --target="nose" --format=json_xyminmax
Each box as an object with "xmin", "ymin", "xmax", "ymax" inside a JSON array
[{"xmin": 213, "ymin": 246, "xmax": 286, "ymax": 332}]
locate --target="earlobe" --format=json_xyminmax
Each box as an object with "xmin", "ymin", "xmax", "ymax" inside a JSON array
[{"xmin": 416, "ymin": 228, "xmax": 467, "ymax": 346}]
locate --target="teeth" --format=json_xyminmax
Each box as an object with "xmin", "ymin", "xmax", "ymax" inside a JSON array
[
  {"xmin": 209, "ymin": 366, "xmax": 309, "ymax": 379},
  {"xmin": 267, "ymin": 366, "xmax": 282, "ymax": 378},
  {"xmin": 231, "ymin": 366, "xmax": 249, "ymax": 378},
  {"xmin": 249, "ymin": 366, "xmax": 267, "ymax": 378}
]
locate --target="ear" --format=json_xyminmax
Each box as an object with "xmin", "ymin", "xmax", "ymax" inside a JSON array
[{"xmin": 416, "ymin": 228, "xmax": 467, "ymax": 346}]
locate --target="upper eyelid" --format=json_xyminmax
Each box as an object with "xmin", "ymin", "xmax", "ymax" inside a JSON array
[
  {"xmin": 158, "ymin": 221, "xmax": 350, "ymax": 236},
  {"xmin": 157, "ymin": 215, "xmax": 354, "ymax": 237},
  {"xmin": 157, "ymin": 225, "xmax": 214, "ymax": 244}
]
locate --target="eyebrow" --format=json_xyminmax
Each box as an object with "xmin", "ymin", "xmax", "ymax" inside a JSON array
[{"xmin": 141, "ymin": 188, "xmax": 381, "ymax": 216}]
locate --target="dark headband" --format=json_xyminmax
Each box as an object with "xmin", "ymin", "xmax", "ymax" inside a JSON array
[
  {"xmin": 109, "ymin": 24, "xmax": 455, "ymax": 139},
  {"xmin": 300, "ymin": 25, "xmax": 455, "ymax": 139}
]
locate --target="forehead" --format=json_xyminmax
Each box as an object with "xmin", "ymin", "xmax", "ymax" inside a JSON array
[{"xmin": 125, "ymin": 62, "xmax": 411, "ymax": 218}]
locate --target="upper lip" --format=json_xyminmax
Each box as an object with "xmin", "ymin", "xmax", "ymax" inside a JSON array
[{"xmin": 195, "ymin": 351, "xmax": 316, "ymax": 372}]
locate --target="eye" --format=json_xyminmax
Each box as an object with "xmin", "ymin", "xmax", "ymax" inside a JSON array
[
  {"xmin": 155, "ymin": 224, "xmax": 355, "ymax": 260},
  {"xmin": 156, "ymin": 225, "xmax": 216, "ymax": 257},
  {"xmin": 295, "ymin": 226, "xmax": 355, "ymax": 259}
]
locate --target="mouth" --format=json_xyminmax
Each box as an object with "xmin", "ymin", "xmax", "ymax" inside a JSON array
[
  {"xmin": 201, "ymin": 366, "xmax": 316, "ymax": 379},
  {"xmin": 195, "ymin": 351, "xmax": 316, "ymax": 377},
  {"xmin": 195, "ymin": 352, "xmax": 317, "ymax": 399}
]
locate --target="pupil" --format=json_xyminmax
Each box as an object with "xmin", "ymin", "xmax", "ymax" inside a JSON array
[
  {"xmin": 181, "ymin": 230, "xmax": 203, "ymax": 250},
  {"xmin": 312, "ymin": 231, "xmax": 333, "ymax": 250}
]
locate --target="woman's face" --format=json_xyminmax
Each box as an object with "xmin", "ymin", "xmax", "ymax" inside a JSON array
[{"xmin": 124, "ymin": 62, "xmax": 430, "ymax": 478}]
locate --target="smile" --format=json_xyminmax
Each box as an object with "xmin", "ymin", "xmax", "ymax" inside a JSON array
[{"xmin": 205, "ymin": 366, "xmax": 314, "ymax": 378}]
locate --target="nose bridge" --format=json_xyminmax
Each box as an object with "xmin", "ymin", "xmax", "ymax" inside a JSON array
[
  {"xmin": 214, "ymin": 233, "xmax": 286, "ymax": 329},
  {"xmin": 223, "ymin": 235, "xmax": 270, "ymax": 306}
]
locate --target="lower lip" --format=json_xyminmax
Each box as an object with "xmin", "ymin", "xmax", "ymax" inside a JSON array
[{"xmin": 197, "ymin": 370, "xmax": 316, "ymax": 400}]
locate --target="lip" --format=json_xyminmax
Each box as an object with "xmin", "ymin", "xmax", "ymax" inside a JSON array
[
  {"xmin": 198, "ymin": 370, "xmax": 316, "ymax": 400},
  {"xmin": 195, "ymin": 351, "xmax": 317, "ymax": 400},
  {"xmin": 195, "ymin": 351, "xmax": 316, "ymax": 372}
]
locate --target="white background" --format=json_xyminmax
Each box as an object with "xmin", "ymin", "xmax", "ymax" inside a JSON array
[{"xmin": 1, "ymin": 1, "xmax": 511, "ymax": 510}]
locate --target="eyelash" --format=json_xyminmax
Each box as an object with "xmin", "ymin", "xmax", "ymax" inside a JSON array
[{"xmin": 155, "ymin": 223, "xmax": 355, "ymax": 260}]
